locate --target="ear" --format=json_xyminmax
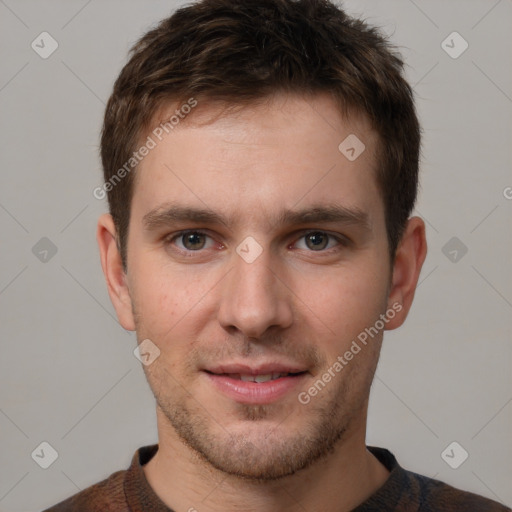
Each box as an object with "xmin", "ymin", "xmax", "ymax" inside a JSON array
[
  {"xmin": 385, "ymin": 216, "xmax": 427, "ymax": 330},
  {"xmin": 96, "ymin": 213, "xmax": 136, "ymax": 331}
]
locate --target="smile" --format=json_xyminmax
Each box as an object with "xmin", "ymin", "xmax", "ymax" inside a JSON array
[{"xmin": 203, "ymin": 371, "xmax": 308, "ymax": 404}]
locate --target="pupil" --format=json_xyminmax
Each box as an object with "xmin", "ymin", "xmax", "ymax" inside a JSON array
[
  {"xmin": 184, "ymin": 232, "xmax": 204, "ymax": 250},
  {"xmin": 307, "ymin": 232, "xmax": 327, "ymax": 250}
]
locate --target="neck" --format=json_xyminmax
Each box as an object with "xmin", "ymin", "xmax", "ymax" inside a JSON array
[{"xmin": 143, "ymin": 413, "xmax": 390, "ymax": 512}]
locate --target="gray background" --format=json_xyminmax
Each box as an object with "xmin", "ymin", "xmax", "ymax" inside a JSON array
[{"xmin": 0, "ymin": 0, "xmax": 511, "ymax": 510}]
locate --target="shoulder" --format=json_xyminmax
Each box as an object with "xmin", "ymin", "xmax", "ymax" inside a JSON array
[
  {"xmin": 407, "ymin": 470, "xmax": 511, "ymax": 512},
  {"xmin": 365, "ymin": 447, "xmax": 510, "ymax": 512},
  {"xmin": 42, "ymin": 445, "xmax": 159, "ymax": 512},
  {"xmin": 42, "ymin": 469, "xmax": 127, "ymax": 512}
]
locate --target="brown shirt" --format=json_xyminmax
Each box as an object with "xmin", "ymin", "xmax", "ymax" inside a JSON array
[{"xmin": 43, "ymin": 445, "xmax": 511, "ymax": 511}]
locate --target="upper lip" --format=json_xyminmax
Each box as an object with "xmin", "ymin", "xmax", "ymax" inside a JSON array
[{"xmin": 204, "ymin": 362, "xmax": 309, "ymax": 375}]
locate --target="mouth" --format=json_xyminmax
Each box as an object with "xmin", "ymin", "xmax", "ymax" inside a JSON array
[
  {"xmin": 204, "ymin": 370, "xmax": 306, "ymax": 383},
  {"xmin": 202, "ymin": 369, "xmax": 309, "ymax": 404}
]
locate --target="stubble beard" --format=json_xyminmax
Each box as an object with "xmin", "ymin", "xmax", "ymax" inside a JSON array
[
  {"xmin": 146, "ymin": 352, "xmax": 380, "ymax": 482},
  {"xmin": 132, "ymin": 295, "xmax": 384, "ymax": 482}
]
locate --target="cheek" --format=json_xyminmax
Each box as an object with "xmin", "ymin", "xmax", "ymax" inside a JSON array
[
  {"xmin": 294, "ymin": 267, "xmax": 388, "ymax": 346},
  {"xmin": 130, "ymin": 263, "xmax": 218, "ymax": 353},
  {"xmin": 130, "ymin": 267, "xmax": 185, "ymax": 336}
]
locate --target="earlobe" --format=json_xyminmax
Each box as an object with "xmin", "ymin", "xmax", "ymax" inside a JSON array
[
  {"xmin": 96, "ymin": 214, "xmax": 136, "ymax": 331},
  {"xmin": 385, "ymin": 216, "xmax": 427, "ymax": 331}
]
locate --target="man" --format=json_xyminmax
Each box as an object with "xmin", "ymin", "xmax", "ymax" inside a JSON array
[{"xmin": 45, "ymin": 0, "xmax": 510, "ymax": 510}]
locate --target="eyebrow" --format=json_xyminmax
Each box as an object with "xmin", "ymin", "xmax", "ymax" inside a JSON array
[{"xmin": 142, "ymin": 202, "xmax": 371, "ymax": 232}]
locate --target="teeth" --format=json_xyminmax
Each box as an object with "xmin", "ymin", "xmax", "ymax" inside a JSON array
[
  {"xmin": 238, "ymin": 372, "xmax": 289, "ymax": 382},
  {"xmin": 254, "ymin": 373, "xmax": 273, "ymax": 383}
]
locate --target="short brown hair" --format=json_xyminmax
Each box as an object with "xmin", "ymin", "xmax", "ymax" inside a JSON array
[{"xmin": 100, "ymin": 0, "xmax": 420, "ymax": 270}]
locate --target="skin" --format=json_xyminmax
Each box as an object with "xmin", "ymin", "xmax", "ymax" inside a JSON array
[{"xmin": 97, "ymin": 92, "xmax": 427, "ymax": 512}]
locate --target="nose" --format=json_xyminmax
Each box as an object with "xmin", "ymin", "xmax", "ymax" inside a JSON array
[{"xmin": 217, "ymin": 245, "xmax": 293, "ymax": 339}]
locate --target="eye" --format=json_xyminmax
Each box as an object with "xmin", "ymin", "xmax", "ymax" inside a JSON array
[
  {"xmin": 164, "ymin": 229, "xmax": 348, "ymax": 255},
  {"xmin": 293, "ymin": 231, "xmax": 346, "ymax": 252},
  {"xmin": 167, "ymin": 230, "xmax": 215, "ymax": 252}
]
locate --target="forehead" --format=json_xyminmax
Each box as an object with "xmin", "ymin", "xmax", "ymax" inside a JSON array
[{"xmin": 131, "ymin": 93, "xmax": 382, "ymax": 228}]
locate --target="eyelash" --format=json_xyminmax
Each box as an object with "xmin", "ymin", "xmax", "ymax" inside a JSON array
[{"xmin": 164, "ymin": 230, "xmax": 350, "ymax": 255}]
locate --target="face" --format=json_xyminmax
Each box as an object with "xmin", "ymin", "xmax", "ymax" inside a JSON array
[{"xmin": 112, "ymin": 93, "xmax": 402, "ymax": 480}]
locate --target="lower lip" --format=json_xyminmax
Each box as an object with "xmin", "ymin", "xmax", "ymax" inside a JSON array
[{"xmin": 203, "ymin": 372, "xmax": 308, "ymax": 404}]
